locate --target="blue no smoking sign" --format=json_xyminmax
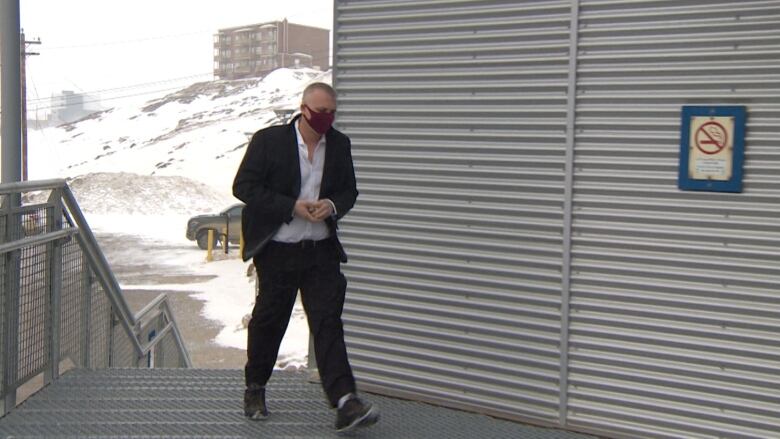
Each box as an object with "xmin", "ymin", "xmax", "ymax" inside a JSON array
[{"xmin": 678, "ymin": 106, "xmax": 746, "ymax": 193}]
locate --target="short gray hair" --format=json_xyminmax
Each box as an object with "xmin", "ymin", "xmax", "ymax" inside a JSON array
[{"xmin": 302, "ymin": 82, "xmax": 336, "ymax": 102}]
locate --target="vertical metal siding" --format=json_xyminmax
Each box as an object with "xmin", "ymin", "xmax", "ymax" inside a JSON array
[
  {"xmin": 335, "ymin": 0, "xmax": 573, "ymax": 423},
  {"xmin": 568, "ymin": 1, "xmax": 780, "ymax": 438}
]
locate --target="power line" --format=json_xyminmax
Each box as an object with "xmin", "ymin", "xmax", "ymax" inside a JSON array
[
  {"xmin": 27, "ymin": 47, "xmax": 333, "ymax": 102},
  {"xmin": 26, "ymin": 72, "xmax": 213, "ymax": 102},
  {"xmin": 27, "ymin": 85, "xmax": 196, "ymax": 112},
  {"xmin": 6, "ymin": 66, "xmax": 332, "ymax": 116}
]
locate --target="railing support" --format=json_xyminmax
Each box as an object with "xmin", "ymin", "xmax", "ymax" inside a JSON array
[
  {"xmin": 0, "ymin": 179, "xmax": 192, "ymax": 418},
  {"xmin": 81, "ymin": 251, "xmax": 92, "ymax": 368},
  {"xmin": 1, "ymin": 200, "xmax": 21, "ymax": 416},
  {"xmin": 45, "ymin": 189, "xmax": 64, "ymax": 385}
]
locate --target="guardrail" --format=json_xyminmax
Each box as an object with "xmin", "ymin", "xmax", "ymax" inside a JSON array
[{"xmin": 0, "ymin": 179, "xmax": 191, "ymax": 417}]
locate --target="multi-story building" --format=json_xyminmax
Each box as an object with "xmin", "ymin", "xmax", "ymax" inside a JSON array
[{"xmin": 213, "ymin": 19, "xmax": 329, "ymax": 80}]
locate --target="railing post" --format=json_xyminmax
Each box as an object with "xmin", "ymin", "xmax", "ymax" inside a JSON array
[
  {"xmin": 45, "ymin": 189, "xmax": 64, "ymax": 384},
  {"xmin": 107, "ymin": 314, "xmax": 115, "ymax": 368},
  {"xmin": 1, "ymin": 199, "xmax": 5, "ymax": 417},
  {"xmin": 45, "ymin": 235, "xmax": 63, "ymax": 384},
  {"xmin": 155, "ymin": 316, "xmax": 165, "ymax": 367},
  {"xmin": 2, "ymin": 199, "xmax": 21, "ymax": 415},
  {"xmin": 80, "ymin": 252, "xmax": 92, "ymax": 368}
]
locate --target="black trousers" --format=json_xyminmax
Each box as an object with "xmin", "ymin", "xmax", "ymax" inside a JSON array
[{"xmin": 246, "ymin": 238, "xmax": 356, "ymax": 407}]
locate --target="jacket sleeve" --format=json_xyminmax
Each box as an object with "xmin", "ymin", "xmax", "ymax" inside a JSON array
[
  {"xmin": 232, "ymin": 131, "xmax": 296, "ymax": 224},
  {"xmin": 329, "ymin": 138, "xmax": 359, "ymax": 220}
]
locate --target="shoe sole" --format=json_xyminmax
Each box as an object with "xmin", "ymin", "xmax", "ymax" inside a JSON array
[
  {"xmin": 246, "ymin": 411, "xmax": 270, "ymax": 421},
  {"xmin": 336, "ymin": 406, "xmax": 379, "ymax": 435}
]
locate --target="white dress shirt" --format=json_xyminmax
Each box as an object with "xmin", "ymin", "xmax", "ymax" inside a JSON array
[{"xmin": 272, "ymin": 121, "xmax": 330, "ymax": 243}]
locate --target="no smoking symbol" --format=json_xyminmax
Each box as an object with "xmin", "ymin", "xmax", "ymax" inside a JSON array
[{"xmin": 695, "ymin": 121, "xmax": 728, "ymax": 155}]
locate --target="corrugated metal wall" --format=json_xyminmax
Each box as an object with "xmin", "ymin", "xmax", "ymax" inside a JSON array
[
  {"xmin": 334, "ymin": 0, "xmax": 574, "ymax": 423},
  {"xmin": 567, "ymin": 1, "xmax": 780, "ymax": 438},
  {"xmin": 333, "ymin": 1, "xmax": 780, "ymax": 438}
]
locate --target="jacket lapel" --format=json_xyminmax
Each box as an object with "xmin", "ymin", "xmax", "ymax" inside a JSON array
[
  {"xmin": 320, "ymin": 129, "xmax": 336, "ymax": 198},
  {"xmin": 288, "ymin": 118, "xmax": 301, "ymax": 197}
]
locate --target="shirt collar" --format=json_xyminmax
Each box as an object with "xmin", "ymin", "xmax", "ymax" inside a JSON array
[{"xmin": 294, "ymin": 119, "xmax": 326, "ymax": 149}]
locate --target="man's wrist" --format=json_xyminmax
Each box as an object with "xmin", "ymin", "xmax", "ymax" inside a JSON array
[{"xmin": 325, "ymin": 199, "xmax": 337, "ymax": 217}]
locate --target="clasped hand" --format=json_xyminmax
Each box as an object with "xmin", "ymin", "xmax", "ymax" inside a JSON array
[{"xmin": 294, "ymin": 199, "xmax": 333, "ymax": 222}]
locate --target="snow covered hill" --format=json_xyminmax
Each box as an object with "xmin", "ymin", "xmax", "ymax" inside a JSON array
[
  {"xmin": 28, "ymin": 68, "xmax": 331, "ymax": 202},
  {"xmin": 24, "ymin": 69, "xmax": 329, "ymax": 363},
  {"xmin": 66, "ymin": 172, "xmax": 229, "ymax": 216}
]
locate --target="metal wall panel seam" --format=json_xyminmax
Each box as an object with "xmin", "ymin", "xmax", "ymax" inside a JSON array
[
  {"xmin": 578, "ymin": 24, "xmax": 780, "ymax": 39},
  {"xmin": 347, "ymin": 275, "xmax": 564, "ymax": 304},
  {"xmin": 578, "ymin": 2, "xmax": 780, "ymax": 19},
  {"xmin": 339, "ymin": 29, "xmax": 573, "ymax": 46},
  {"xmin": 337, "ymin": 1, "xmax": 571, "ymax": 18},
  {"xmin": 337, "ymin": 0, "xmax": 569, "ymax": 11},
  {"xmin": 345, "ymin": 316, "xmax": 563, "ymax": 360},
  {"xmin": 559, "ymin": 0, "xmax": 580, "ymax": 427},
  {"xmin": 337, "ymin": 16, "xmax": 573, "ymax": 34},
  {"xmin": 345, "ymin": 263, "xmax": 564, "ymax": 293},
  {"xmin": 565, "ymin": 380, "xmax": 780, "ymax": 418}
]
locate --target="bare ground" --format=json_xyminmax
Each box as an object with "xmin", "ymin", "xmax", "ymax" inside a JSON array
[{"xmin": 95, "ymin": 231, "xmax": 247, "ymax": 369}]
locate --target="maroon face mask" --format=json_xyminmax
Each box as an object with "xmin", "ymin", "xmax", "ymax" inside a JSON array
[{"xmin": 303, "ymin": 105, "xmax": 335, "ymax": 135}]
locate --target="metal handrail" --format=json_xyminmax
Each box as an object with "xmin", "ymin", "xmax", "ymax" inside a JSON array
[
  {"xmin": 60, "ymin": 185, "xmax": 142, "ymax": 351},
  {"xmin": 1, "ymin": 179, "xmax": 191, "ymax": 416},
  {"xmin": 0, "ymin": 228, "xmax": 77, "ymax": 254},
  {"xmin": 61, "ymin": 184, "xmax": 192, "ymax": 365},
  {"xmin": 134, "ymin": 294, "xmax": 192, "ymax": 366},
  {"xmin": 0, "ymin": 178, "xmax": 67, "ymax": 194}
]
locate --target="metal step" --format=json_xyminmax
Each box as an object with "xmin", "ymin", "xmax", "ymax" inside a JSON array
[{"xmin": 0, "ymin": 368, "xmax": 593, "ymax": 438}]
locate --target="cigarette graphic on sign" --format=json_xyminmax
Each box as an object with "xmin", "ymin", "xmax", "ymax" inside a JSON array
[{"xmin": 695, "ymin": 121, "xmax": 728, "ymax": 155}]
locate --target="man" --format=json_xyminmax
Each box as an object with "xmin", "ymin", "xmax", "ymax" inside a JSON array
[{"xmin": 232, "ymin": 82, "xmax": 379, "ymax": 434}]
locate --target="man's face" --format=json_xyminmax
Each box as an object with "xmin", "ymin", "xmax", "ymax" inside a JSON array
[{"xmin": 302, "ymin": 89, "xmax": 337, "ymax": 117}]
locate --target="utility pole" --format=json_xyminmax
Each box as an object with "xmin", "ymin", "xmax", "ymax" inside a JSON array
[
  {"xmin": 1, "ymin": 0, "xmax": 22, "ymax": 185},
  {"xmin": 20, "ymin": 30, "xmax": 41, "ymax": 181}
]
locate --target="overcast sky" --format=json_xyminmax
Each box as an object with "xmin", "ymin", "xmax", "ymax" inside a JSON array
[{"xmin": 20, "ymin": 0, "xmax": 333, "ymax": 114}]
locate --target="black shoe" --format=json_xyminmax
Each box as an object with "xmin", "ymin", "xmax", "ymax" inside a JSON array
[
  {"xmin": 335, "ymin": 396, "xmax": 379, "ymax": 434},
  {"xmin": 244, "ymin": 383, "xmax": 269, "ymax": 420}
]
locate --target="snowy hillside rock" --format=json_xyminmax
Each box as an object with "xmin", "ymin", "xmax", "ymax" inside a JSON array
[{"xmin": 29, "ymin": 68, "xmax": 331, "ymax": 196}]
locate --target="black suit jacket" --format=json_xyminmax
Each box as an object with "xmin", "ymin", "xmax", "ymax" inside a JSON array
[{"xmin": 232, "ymin": 115, "xmax": 358, "ymax": 262}]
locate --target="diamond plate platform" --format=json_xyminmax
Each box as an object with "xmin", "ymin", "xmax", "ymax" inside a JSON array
[{"xmin": 0, "ymin": 369, "xmax": 596, "ymax": 438}]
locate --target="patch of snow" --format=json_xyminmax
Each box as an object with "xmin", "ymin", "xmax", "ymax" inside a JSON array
[{"xmin": 27, "ymin": 68, "xmax": 331, "ymax": 371}]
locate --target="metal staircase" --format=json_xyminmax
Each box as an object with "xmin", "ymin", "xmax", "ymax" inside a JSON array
[
  {"xmin": 0, "ymin": 179, "xmax": 190, "ymax": 417},
  {"xmin": 0, "ymin": 368, "xmax": 594, "ymax": 438},
  {"xmin": 0, "ymin": 179, "xmax": 594, "ymax": 438}
]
